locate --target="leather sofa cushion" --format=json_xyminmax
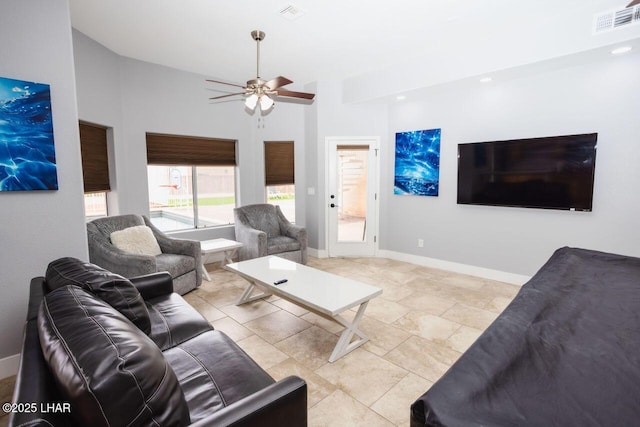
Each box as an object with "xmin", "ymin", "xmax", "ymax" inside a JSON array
[
  {"xmin": 38, "ymin": 285, "xmax": 190, "ymax": 427},
  {"xmin": 146, "ymin": 292, "xmax": 213, "ymax": 351},
  {"xmin": 163, "ymin": 330, "xmax": 275, "ymax": 423},
  {"xmin": 45, "ymin": 257, "xmax": 151, "ymax": 334}
]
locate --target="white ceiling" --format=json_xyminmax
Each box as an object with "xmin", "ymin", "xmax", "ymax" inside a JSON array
[{"xmin": 69, "ymin": 0, "xmax": 640, "ymax": 91}]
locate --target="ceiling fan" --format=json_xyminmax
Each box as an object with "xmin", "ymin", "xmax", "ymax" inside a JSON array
[{"xmin": 207, "ymin": 30, "xmax": 315, "ymax": 112}]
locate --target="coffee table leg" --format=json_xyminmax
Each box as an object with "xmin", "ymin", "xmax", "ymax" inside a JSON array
[
  {"xmin": 236, "ymin": 280, "xmax": 271, "ymax": 305},
  {"xmin": 222, "ymin": 249, "xmax": 236, "ymax": 265},
  {"xmin": 329, "ymin": 301, "xmax": 370, "ymax": 363},
  {"xmin": 201, "ymin": 263, "xmax": 212, "ymax": 281}
]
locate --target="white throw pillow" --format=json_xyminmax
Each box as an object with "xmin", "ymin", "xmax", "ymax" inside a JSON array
[{"xmin": 110, "ymin": 225, "xmax": 162, "ymax": 256}]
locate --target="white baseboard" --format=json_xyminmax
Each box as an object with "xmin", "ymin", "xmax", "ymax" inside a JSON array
[
  {"xmin": 0, "ymin": 353, "xmax": 20, "ymax": 380},
  {"xmin": 377, "ymin": 250, "xmax": 531, "ymax": 286},
  {"xmin": 308, "ymin": 247, "xmax": 328, "ymax": 259}
]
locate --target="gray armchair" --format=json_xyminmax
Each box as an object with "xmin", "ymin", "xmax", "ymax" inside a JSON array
[
  {"xmin": 234, "ymin": 204, "xmax": 307, "ymax": 264},
  {"xmin": 86, "ymin": 214, "xmax": 201, "ymax": 294}
]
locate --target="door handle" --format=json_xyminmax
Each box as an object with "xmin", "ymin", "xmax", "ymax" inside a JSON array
[{"xmin": 330, "ymin": 203, "xmax": 339, "ymax": 208}]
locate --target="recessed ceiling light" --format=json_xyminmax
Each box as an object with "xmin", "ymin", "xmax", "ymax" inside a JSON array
[
  {"xmin": 396, "ymin": 95, "xmax": 407, "ymax": 101},
  {"xmin": 611, "ymin": 46, "xmax": 632, "ymax": 55},
  {"xmin": 479, "ymin": 77, "xmax": 492, "ymax": 83}
]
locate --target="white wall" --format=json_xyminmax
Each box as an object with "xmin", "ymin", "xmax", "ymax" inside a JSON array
[
  {"xmin": 381, "ymin": 49, "xmax": 640, "ymax": 276},
  {"xmin": 304, "ymin": 80, "xmax": 388, "ymax": 250},
  {"xmin": 0, "ymin": 0, "xmax": 87, "ymax": 366}
]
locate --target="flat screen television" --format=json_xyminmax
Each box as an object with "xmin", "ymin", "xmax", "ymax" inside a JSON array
[{"xmin": 457, "ymin": 133, "xmax": 597, "ymax": 211}]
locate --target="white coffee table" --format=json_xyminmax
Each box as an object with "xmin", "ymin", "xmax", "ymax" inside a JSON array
[
  {"xmin": 225, "ymin": 255, "xmax": 382, "ymax": 362},
  {"xmin": 200, "ymin": 238, "xmax": 243, "ymax": 281}
]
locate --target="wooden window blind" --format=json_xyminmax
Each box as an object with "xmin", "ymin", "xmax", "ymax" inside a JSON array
[
  {"xmin": 79, "ymin": 121, "xmax": 110, "ymax": 193},
  {"xmin": 264, "ymin": 141, "xmax": 294, "ymax": 186},
  {"xmin": 146, "ymin": 133, "xmax": 236, "ymax": 166}
]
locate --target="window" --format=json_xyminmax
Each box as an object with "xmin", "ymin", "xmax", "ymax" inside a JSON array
[
  {"xmin": 79, "ymin": 122, "xmax": 110, "ymax": 219},
  {"xmin": 264, "ymin": 141, "xmax": 295, "ymax": 222},
  {"xmin": 146, "ymin": 133, "xmax": 237, "ymax": 232},
  {"xmin": 84, "ymin": 192, "xmax": 108, "ymax": 218}
]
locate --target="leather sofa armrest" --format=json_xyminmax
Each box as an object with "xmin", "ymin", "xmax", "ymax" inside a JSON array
[
  {"xmin": 9, "ymin": 279, "xmax": 71, "ymax": 427},
  {"xmin": 130, "ymin": 272, "xmax": 174, "ymax": 300},
  {"xmin": 189, "ymin": 376, "xmax": 307, "ymax": 427}
]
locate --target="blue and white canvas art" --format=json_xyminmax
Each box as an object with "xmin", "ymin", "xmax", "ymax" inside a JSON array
[
  {"xmin": 394, "ymin": 128, "xmax": 441, "ymax": 196},
  {"xmin": 0, "ymin": 76, "xmax": 58, "ymax": 191}
]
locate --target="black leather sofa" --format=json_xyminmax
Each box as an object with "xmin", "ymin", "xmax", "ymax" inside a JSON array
[{"xmin": 9, "ymin": 257, "xmax": 307, "ymax": 427}]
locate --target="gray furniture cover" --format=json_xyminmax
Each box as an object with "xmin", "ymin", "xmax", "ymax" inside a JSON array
[
  {"xmin": 234, "ymin": 204, "xmax": 307, "ymax": 264},
  {"xmin": 87, "ymin": 214, "xmax": 201, "ymax": 294},
  {"xmin": 410, "ymin": 247, "xmax": 640, "ymax": 427}
]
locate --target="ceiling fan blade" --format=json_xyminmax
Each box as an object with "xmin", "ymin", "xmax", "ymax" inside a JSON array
[
  {"xmin": 274, "ymin": 89, "xmax": 315, "ymax": 100},
  {"xmin": 627, "ymin": 0, "xmax": 639, "ymax": 6},
  {"xmin": 206, "ymin": 79, "xmax": 247, "ymax": 89},
  {"xmin": 265, "ymin": 76, "xmax": 293, "ymax": 90},
  {"xmin": 209, "ymin": 92, "xmax": 247, "ymax": 100}
]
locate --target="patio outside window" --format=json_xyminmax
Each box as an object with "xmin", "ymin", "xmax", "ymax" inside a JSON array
[{"xmin": 147, "ymin": 165, "xmax": 236, "ymax": 232}]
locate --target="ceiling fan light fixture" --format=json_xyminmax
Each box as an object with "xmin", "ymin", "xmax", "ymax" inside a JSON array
[
  {"xmin": 208, "ymin": 30, "xmax": 315, "ymax": 113},
  {"xmin": 245, "ymin": 93, "xmax": 259, "ymax": 110},
  {"xmin": 260, "ymin": 95, "xmax": 275, "ymax": 111}
]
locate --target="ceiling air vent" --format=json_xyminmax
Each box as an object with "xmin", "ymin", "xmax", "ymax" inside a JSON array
[
  {"xmin": 594, "ymin": 5, "xmax": 640, "ymax": 33},
  {"xmin": 279, "ymin": 4, "xmax": 306, "ymax": 21}
]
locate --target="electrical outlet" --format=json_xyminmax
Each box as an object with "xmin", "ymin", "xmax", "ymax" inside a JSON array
[{"xmin": 418, "ymin": 239, "xmax": 424, "ymax": 248}]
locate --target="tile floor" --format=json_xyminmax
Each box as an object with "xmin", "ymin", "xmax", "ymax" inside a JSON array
[
  {"xmin": 0, "ymin": 256, "xmax": 520, "ymax": 427},
  {"xmin": 192, "ymin": 256, "xmax": 519, "ymax": 426}
]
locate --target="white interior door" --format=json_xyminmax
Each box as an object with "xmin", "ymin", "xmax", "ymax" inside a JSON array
[{"xmin": 327, "ymin": 137, "xmax": 379, "ymax": 257}]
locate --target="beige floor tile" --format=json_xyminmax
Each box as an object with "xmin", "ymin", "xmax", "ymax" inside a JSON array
[
  {"xmin": 360, "ymin": 278, "xmax": 415, "ymax": 302},
  {"xmin": 272, "ymin": 298, "xmax": 310, "ymax": 316},
  {"xmin": 404, "ymin": 278, "xmax": 493, "ymax": 309},
  {"xmin": 377, "ymin": 269, "xmax": 419, "ymax": 286},
  {"xmin": 365, "ymin": 298, "xmax": 411, "ymax": 325},
  {"xmin": 1, "ymin": 375, "xmax": 16, "ymax": 427},
  {"xmin": 393, "ymin": 312, "xmax": 461, "ymax": 342},
  {"xmin": 200, "ymin": 269, "xmax": 242, "ymax": 287},
  {"xmin": 197, "ymin": 283, "xmax": 244, "ymax": 307},
  {"xmin": 315, "ymin": 349, "xmax": 408, "ymax": 406},
  {"xmin": 441, "ymin": 303, "xmax": 498, "ymax": 330},
  {"xmin": 445, "ymin": 325, "xmax": 484, "ymax": 353},
  {"xmin": 480, "ymin": 280, "xmax": 521, "ymax": 299},
  {"xmin": 301, "ymin": 312, "xmax": 344, "ymax": 335},
  {"xmin": 438, "ymin": 273, "xmax": 487, "ymax": 290},
  {"xmin": 359, "ymin": 316, "xmax": 411, "ymax": 357},
  {"xmin": 485, "ymin": 295, "xmax": 514, "ymax": 313},
  {"xmin": 396, "ymin": 292, "xmax": 457, "ymax": 316},
  {"xmin": 219, "ymin": 299, "xmax": 280, "ymax": 324},
  {"xmin": 0, "ymin": 375, "xmax": 15, "ymax": 400},
  {"xmin": 235, "ymin": 335, "xmax": 288, "ymax": 370},
  {"xmin": 183, "ymin": 293, "xmax": 226, "ymax": 322},
  {"xmin": 275, "ymin": 326, "xmax": 339, "ymax": 371},
  {"xmin": 309, "ymin": 390, "xmax": 394, "ymax": 427},
  {"xmin": 385, "ymin": 335, "xmax": 461, "ymax": 383},
  {"xmin": 371, "ymin": 373, "xmax": 433, "ymax": 426},
  {"xmin": 210, "ymin": 316, "xmax": 253, "ymax": 341},
  {"xmin": 244, "ymin": 310, "xmax": 312, "ymax": 344},
  {"xmin": 267, "ymin": 358, "xmax": 336, "ymax": 408}
]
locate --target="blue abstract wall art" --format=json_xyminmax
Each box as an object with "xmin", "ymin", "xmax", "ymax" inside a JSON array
[
  {"xmin": 0, "ymin": 76, "xmax": 58, "ymax": 191},
  {"xmin": 394, "ymin": 128, "xmax": 441, "ymax": 196}
]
